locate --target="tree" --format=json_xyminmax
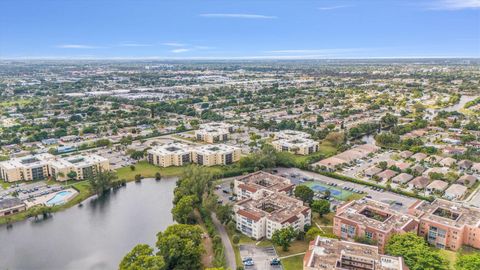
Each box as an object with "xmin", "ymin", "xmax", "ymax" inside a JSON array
[
  {"xmin": 386, "ymin": 233, "xmax": 447, "ymax": 270},
  {"xmin": 130, "ymin": 165, "xmax": 136, "ymax": 171},
  {"xmin": 155, "ymin": 172, "xmax": 162, "ymax": 181},
  {"xmin": 232, "ymin": 234, "xmax": 240, "ymax": 245},
  {"xmin": 89, "ymin": 171, "xmax": 117, "ymax": 195},
  {"xmin": 130, "ymin": 150, "xmax": 145, "ymax": 160},
  {"xmin": 271, "ymin": 226, "xmax": 297, "ymax": 251},
  {"xmin": 455, "ymin": 252, "xmax": 480, "ymax": 270},
  {"xmin": 311, "ymin": 200, "xmax": 330, "ymax": 217},
  {"xmin": 216, "ymin": 204, "xmax": 233, "ymax": 224},
  {"xmin": 294, "ymin": 185, "xmax": 314, "ymax": 203},
  {"xmin": 381, "ymin": 113, "xmax": 398, "ymax": 128},
  {"xmin": 156, "ymin": 224, "xmax": 204, "ymax": 270},
  {"xmin": 119, "ymin": 244, "xmax": 165, "ymax": 270},
  {"xmin": 171, "ymin": 195, "xmax": 195, "ymax": 224},
  {"xmin": 67, "ymin": 171, "xmax": 77, "ymax": 180}
]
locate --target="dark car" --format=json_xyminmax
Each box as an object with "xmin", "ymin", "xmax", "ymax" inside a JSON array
[{"xmin": 270, "ymin": 258, "xmax": 281, "ymax": 265}]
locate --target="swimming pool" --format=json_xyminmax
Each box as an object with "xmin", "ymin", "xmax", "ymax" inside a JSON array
[{"xmin": 46, "ymin": 191, "xmax": 73, "ymax": 206}]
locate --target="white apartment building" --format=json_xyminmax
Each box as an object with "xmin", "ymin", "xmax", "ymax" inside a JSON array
[
  {"xmin": 195, "ymin": 122, "xmax": 235, "ymax": 143},
  {"xmin": 0, "ymin": 153, "xmax": 54, "ymax": 182},
  {"xmin": 49, "ymin": 154, "xmax": 110, "ymax": 181},
  {"xmin": 234, "ymin": 190, "xmax": 311, "ymax": 240},
  {"xmin": 274, "ymin": 130, "xmax": 311, "ymax": 140}
]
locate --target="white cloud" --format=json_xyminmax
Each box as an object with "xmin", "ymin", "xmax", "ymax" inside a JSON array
[
  {"xmin": 429, "ymin": 0, "xmax": 480, "ymax": 10},
  {"xmin": 161, "ymin": 42, "xmax": 187, "ymax": 47},
  {"xmin": 318, "ymin": 5, "xmax": 351, "ymax": 10},
  {"xmin": 56, "ymin": 44, "xmax": 102, "ymax": 49},
  {"xmin": 199, "ymin": 13, "xmax": 277, "ymax": 19},
  {"xmin": 171, "ymin": 48, "xmax": 191, "ymax": 53},
  {"xmin": 118, "ymin": 43, "xmax": 152, "ymax": 47}
]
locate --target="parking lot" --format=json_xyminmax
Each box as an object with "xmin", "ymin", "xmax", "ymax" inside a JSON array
[
  {"xmin": 276, "ymin": 168, "xmax": 417, "ymax": 213},
  {"xmin": 0, "ymin": 181, "xmax": 64, "ymax": 201},
  {"xmin": 239, "ymin": 244, "xmax": 282, "ymax": 270}
]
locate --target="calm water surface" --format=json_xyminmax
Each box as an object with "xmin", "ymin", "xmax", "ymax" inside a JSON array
[{"xmin": 0, "ymin": 178, "xmax": 176, "ymax": 270}]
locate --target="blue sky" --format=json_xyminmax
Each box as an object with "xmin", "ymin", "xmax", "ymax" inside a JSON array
[{"xmin": 0, "ymin": 0, "xmax": 479, "ymax": 59}]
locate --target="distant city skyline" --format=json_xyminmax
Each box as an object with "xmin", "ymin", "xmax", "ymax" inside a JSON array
[{"xmin": 0, "ymin": 0, "xmax": 479, "ymax": 59}]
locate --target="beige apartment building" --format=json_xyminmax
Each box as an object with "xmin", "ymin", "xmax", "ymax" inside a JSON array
[
  {"xmin": 191, "ymin": 144, "xmax": 241, "ymax": 166},
  {"xmin": 49, "ymin": 154, "xmax": 110, "ymax": 181},
  {"xmin": 333, "ymin": 199, "xmax": 418, "ymax": 253},
  {"xmin": 0, "ymin": 153, "xmax": 54, "ymax": 182},
  {"xmin": 274, "ymin": 130, "xmax": 311, "ymax": 140},
  {"xmin": 304, "ymin": 236, "xmax": 409, "ymax": 270},
  {"xmin": 147, "ymin": 143, "xmax": 191, "ymax": 167},
  {"xmin": 271, "ymin": 138, "xmax": 319, "ymax": 155},
  {"xmin": 408, "ymin": 199, "xmax": 480, "ymax": 251},
  {"xmin": 195, "ymin": 122, "xmax": 235, "ymax": 143},
  {"xmin": 0, "ymin": 153, "xmax": 109, "ymax": 182}
]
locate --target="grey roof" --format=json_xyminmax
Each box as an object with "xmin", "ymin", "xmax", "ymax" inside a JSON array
[{"xmin": 0, "ymin": 198, "xmax": 25, "ymax": 210}]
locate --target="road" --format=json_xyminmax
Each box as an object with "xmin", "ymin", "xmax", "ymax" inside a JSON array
[
  {"xmin": 211, "ymin": 213, "xmax": 236, "ymax": 270},
  {"xmin": 277, "ymin": 167, "xmax": 418, "ymax": 213}
]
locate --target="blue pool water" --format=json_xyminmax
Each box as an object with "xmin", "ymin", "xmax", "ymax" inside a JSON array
[{"xmin": 45, "ymin": 191, "xmax": 72, "ymax": 206}]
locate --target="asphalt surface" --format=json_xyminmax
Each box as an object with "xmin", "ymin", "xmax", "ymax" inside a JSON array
[
  {"xmin": 276, "ymin": 167, "xmax": 418, "ymax": 213},
  {"xmin": 211, "ymin": 213, "xmax": 237, "ymax": 270},
  {"xmin": 239, "ymin": 244, "xmax": 282, "ymax": 270}
]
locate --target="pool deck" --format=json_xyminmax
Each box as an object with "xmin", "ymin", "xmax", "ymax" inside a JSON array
[{"xmin": 24, "ymin": 188, "xmax": 78, "ymax": 208}]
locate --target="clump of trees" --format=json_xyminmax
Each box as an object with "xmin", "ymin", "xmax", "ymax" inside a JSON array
[
  {"xmin": 386, "ymin": 233, "xmax": 447, "ymax": 270},
  {"xmin": 271, "ymin": 226, "xmax": 297, "ymax": 251},
  {"xmin": 119, "ymin": 224, "xmax": 204, "ymax": 270}
]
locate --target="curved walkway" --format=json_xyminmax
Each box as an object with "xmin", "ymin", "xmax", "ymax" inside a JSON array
[{"xmin": 211, "ymin": 213, "xmax": 237, "ymax": 270}]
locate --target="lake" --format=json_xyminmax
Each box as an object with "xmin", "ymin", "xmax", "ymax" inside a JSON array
[{"xmin": 0, "ymin": 178, "xmax": 177, "ymax": 270}]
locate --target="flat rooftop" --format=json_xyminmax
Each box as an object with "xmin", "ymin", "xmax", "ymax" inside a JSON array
[
  {"xmin": 410, "ymin": 199, "xmax": 480, "ymax": 229},
  {"xmin": 236, "ymin": 190, "xmax": 309, "ymax": 224},
  {"xmin": 305, "ymin": 236, "xmax": 406, "ymax": 270},
  {"xmin": 336, "ymin": 199, "xmax": 416, "ymax": 233},
  {"xmin": 236, "ymin": 171, "xmax": 294, "ymax": 193}
]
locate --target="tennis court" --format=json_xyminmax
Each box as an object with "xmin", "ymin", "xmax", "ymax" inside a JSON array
[{"xmin": 303, "ymin": 182, "xmax": 353, "ymax": 201}]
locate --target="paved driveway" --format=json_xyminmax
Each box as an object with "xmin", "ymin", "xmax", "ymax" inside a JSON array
[{"xmin": 239, "ymin": 244, "xmax": 282, "ymax": 270}]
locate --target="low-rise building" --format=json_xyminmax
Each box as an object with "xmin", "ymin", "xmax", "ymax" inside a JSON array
[
  {"xmin": 192, "ymin": 144, "xmax": 241, "ymax": 166},
  {"xmin": 234, "ymin": 190, "xmax": 311, "ymax": 240},
  {"xmin": 409, "ymin": 199, "xmax": 480, "ymax": 251},
  {"xmin": 195, "ymin": 122, "xmax": 235, "ymax": 143},
  {"xmin": 426, "ymin": 180, "xmax": 449, "ymax": 194},
  {"xmin": 392, "ymin": 173, "xmax": 413, "ymax": 184},
  {"xmin": 376, "ymin": 169, "xmax": 398, "ymax": 181},
  {"xmin": 271, "ymin": 138, "xmax": 319, "ymax": 155},
  {"xmin": 147, "ymin": 143, "xmax": 191, "ymax": 167},
  {"xmin": 0, "ymin": 198, "xmax": 27, "ymax": 217},
  {"xmin": 304, "ymin": 236, "xmax": 408, "ymax": 270},
  {"xmin": 443, "ymin": 184, "xmax": 468, "ymax": 200},
  {"xmin": 457, "ymin": 175, "xmax": 477, "ymax": 188},
  {"xmin": 408, "ymin": 176, "xmax": 431, "ymax": 190},
  {"xmin": 333, "ymin": 199, "xmax": 418, "ymax": 253}
]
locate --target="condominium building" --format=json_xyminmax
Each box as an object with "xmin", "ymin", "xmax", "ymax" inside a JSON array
[
  {"xmin": 191, "ymin": 144, "xmax": 241, "ymax": 166},
  {"xmin": 304, "ymin": 236, "xmax": 409, "ymax": 270},
  {"xmin": 234, "ymin": 171, "xmax": 295, "ymax": 200},
  {"xmin": 274, "ymin": 130, "xmax": 311, "ymax": 140},
  {"xmin": 49, "ymin": 154, "xmax": 110, "ymax": 181},
  {"xmin": 0, "ymin": 153, "xmax": 110, "ymax": 182},
  {"xmin": 195, "ymin": 122, "xmax": 235, "ymax": 143},
  {"xmin": 408, "ymin": 199, "xmax": 480, "ymax": 251},
  {"xmin": 0, "ymin": 153, "xmax": 54, "ymax": 182},
  {"xmin": 147, "ymin": 143, "xmax": 191, "ymax": 167},
  {"xmin": 271, "ymin": 138, "xmax": 319, "ymax": 155},
  {"xmin": 234, "ymin": 190, "xmax": 311, "ymax": 240},
  {"xmin": 333, "ymin": 199, "xmax": 418, "ymax": 253}
]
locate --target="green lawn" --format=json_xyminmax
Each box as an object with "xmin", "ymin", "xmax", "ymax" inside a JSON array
[
  {"xmin": 275, "ymin": 240, "xmax": 310, "ymax": 257},
  {"xmin": 115, "ymin": 161, "xmax": 225, "ymax": 181},
  {"xmin": 281, "ymin": 254, "xmax": 304, "ymax": 270}
]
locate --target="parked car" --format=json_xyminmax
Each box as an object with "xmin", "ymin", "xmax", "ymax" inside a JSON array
[{"xmin": 270, "ymin": 258, "xmax": 281, "ymax": 265}]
